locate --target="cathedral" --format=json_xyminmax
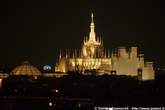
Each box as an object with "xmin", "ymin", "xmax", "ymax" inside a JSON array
[{"xmin": 55, "ymin": 13, "xmax": 155, "ymax": 80}]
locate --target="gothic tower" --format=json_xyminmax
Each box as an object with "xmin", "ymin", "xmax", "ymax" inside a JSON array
[{"xmin": 82, "ymin": 13, "xmax": 103, "ymax": 58}]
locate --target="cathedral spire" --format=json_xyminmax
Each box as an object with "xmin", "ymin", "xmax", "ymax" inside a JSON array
[
  {"xmin": 89, "ymin": 12, "xmax": 96, "ymax": 42},
  {"xmin": 91, "ymin": 13, "xmax": 94, "ymax": 24}
]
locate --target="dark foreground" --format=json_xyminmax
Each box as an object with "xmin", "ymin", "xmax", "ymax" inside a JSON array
[{"xmin": 0, "ymin": 71, "xmax": 165, "ymax": 110}]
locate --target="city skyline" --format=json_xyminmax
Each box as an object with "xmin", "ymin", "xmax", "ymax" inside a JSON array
[{"xmin": 1, "ymin": 0, "xmax": 164, "ymax": 68}]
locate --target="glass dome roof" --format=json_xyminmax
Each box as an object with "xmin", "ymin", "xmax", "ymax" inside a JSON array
[{"xmin": 10, "ymin": 61, "xmax": 42, "ymax": 76}]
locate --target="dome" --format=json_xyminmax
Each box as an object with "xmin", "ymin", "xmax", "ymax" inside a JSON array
[{"xmin": 11, "ymin": 61, "xmax": 42, "ymax": 76}]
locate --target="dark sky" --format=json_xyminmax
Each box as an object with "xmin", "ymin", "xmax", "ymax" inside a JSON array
[{"xmin": 0, "ymin": 0, "xmax": 165, "ymax": 68}]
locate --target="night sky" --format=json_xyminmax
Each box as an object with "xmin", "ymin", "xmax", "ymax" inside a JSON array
[{"xmin": 1, "ymin": 0, "xmax": 165, "ymax": 68}]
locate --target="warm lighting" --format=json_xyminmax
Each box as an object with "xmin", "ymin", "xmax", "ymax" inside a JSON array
[
  {"xmin": 11, "ymin": 61, "xmax": 41, "ymax": 76},
  {"xmin": 55, "ymin": 89, "xmax": 59, "ymax": 93},
  {"xmin": 0, "ymin": 78, "xmax": 3, "ymax": 88},
  {"xmin": 49, "ymin": 102, "xmax": 52, "ymax": 107},
  {"xmin": 34, "ymin": 76, "xmax": 38, "ymax": 79},
  {"xmin": 55, "ymin": 13, "xmax": 155, "ymax": 80}
]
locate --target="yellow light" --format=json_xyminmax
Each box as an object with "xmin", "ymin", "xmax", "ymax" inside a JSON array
[
  {"xmin": 0, "ymin": 78, "xmax": 2, "ymax": 88},
  {"xmin": 55, "ymin": 89, "xmax": 59, "ymax": 93},
  {"xmin": 49, "ymin": 102, "xmax": 52, "ymax": 107}
]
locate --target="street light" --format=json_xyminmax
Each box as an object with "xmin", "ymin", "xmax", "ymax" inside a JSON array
[{"xmin": 49, "ymin": 102, "xmax": 53, "ymax": 107}]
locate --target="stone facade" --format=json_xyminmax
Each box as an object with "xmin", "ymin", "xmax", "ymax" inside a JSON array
[{"xmin": 55, "ymin": 13, "xmax": 155, "ymax": 80}]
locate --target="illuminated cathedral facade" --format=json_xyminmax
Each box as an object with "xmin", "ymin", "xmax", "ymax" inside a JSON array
[{"xmin": 55, "ymin": 13, "xmax": 155, "ymax": 80}]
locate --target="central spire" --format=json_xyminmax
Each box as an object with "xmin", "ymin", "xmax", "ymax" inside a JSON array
[
  {"xmin": 89, "ymin": 12, "xmax": 96, "ymax": 42},
  {"xmin": 91, "ymin": 13, "xmax": 94, "ymax": 24}
]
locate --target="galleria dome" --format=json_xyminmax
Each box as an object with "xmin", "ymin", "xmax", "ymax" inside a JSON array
[{"xmin": 10, "ymin": 61, "xmax": 42, "ymax": 76}]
